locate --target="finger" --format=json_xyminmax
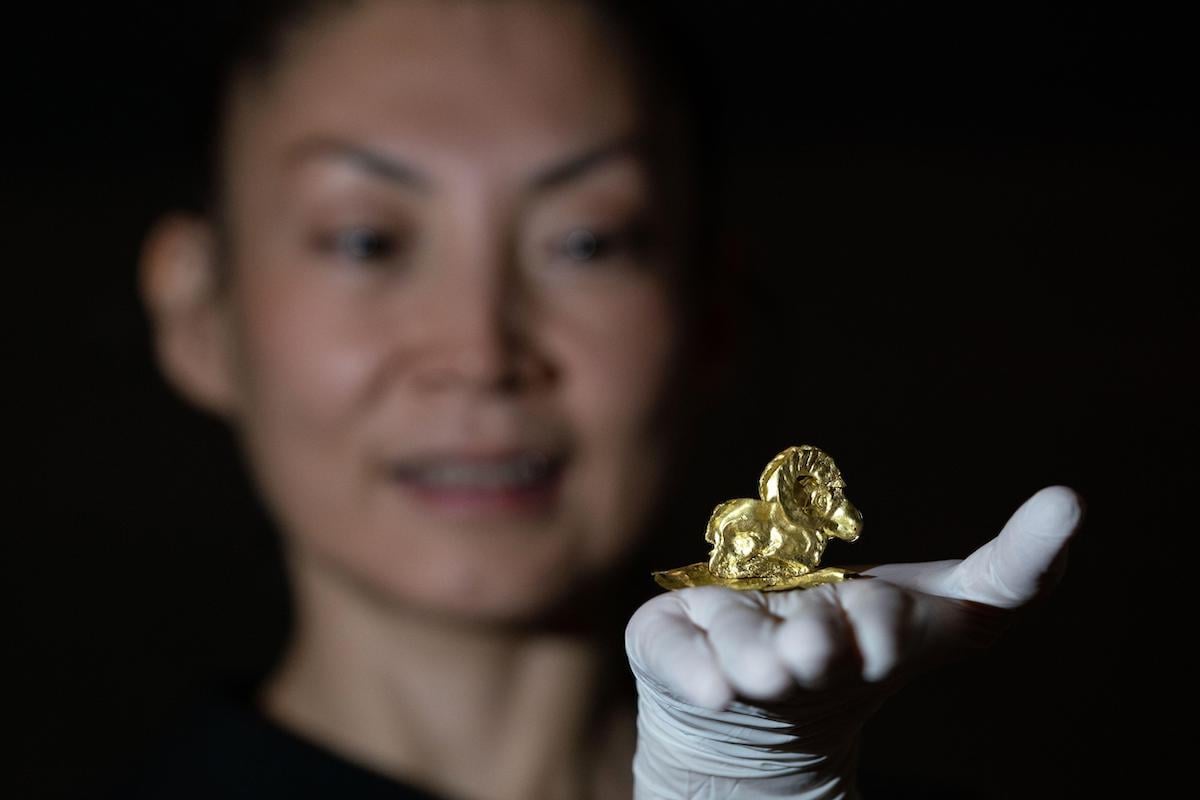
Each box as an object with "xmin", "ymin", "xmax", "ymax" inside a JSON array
[
  {"xmin": 949, "ymin": 485, "xmax": 1085, "ymax": 608},
  {"xmin": 625, "ymin": 591, "xmax": 734, "ymax": 709},
  {"xmin": 696, "ymin": 591, "xmax": 793, "ymax": 700},
  {"xmin": 770, "ymin": 586, "xmax": 858, "ymax": 690},
  {"xmin": 858, "ymin": 559, "xmax": 964, "ymax": 596},
  {"xmin": 858, "ymin": 485, "xmax": 1085, "ymax": 608},
  {"xmin": 835, "ymin": 578, "xmax": 918, "ymax": 683}
]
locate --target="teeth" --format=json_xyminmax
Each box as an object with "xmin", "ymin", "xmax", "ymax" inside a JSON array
[{"xmin": 397, "ymin": 455, "xmax": 555, "ymax": 489}]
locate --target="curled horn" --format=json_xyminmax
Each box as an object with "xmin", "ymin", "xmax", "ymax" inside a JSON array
[{"xmin": 758, "ymin": 445, "xmax": 845, "ymax": 525}]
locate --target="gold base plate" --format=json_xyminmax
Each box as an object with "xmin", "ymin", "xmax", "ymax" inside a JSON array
[{"xmin": 651, "ymin": 562, "xmax": 864, "ymax": 592}]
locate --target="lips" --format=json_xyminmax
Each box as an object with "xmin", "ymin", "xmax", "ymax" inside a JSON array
[{"xmin": 388, "ymin": 448, "xmax": 569, "ymax": 516}]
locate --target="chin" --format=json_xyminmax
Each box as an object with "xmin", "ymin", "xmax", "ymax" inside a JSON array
[
  {"xmin": 351, "ymin": 537, "xmax": 600, "ymax": 629},
  {"xmin": 296, "ymin": 501, "xmax": 637, "ymax": 630},
  {"xmin": 382, "ymin": 573, "xmax": 593, "ymax": 631},
  {"xmin": 436, "ymin": 587, "xmax": 576, "ymax": 627}
]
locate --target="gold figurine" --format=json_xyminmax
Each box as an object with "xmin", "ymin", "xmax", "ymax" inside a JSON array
[{"xmin": 652, "ymin": 445, "xmax": 865, "ymax": 592}]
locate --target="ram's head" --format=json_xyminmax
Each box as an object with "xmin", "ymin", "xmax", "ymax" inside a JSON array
[{"xmin": 759, "ymin": 445, "xmax": 862, "ymax": 543}]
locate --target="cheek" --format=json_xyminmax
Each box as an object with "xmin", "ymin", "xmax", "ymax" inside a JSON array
[
  {"xmin": 556, "ymin": 281, "xmax": 679, "ymax": 424},
  {"xmin": 546, "ymin": 280, "xmax": 681, "ymax": 561},
  {"xmin": 225, "ymin": 265, "xmax": 383, "ymax": 549},
  {"xmin": 232, "ymin": 270, "xmax": 371, "ymax": 421}
]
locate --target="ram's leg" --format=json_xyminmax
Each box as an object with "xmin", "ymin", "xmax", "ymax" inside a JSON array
[{"xmin": 709, "ymin": 519, "xmax": 771, "ymax": 578}]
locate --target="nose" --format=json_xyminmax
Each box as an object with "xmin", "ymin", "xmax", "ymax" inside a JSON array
[
  {"xmin": 831, "ymin": 501, "xmax": 863, "ymax": 541},
  {"xmin": 406, "ymin": 250, "xmax": 546, "ymax": 396}
]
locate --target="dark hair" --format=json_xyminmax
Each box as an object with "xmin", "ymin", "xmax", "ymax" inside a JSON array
[{"xmin": 169, "ymin": 0, "xmax": 732, "ymax": 325}]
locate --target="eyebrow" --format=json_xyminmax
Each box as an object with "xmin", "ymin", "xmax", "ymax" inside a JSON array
[{"xmin": 283, "ymin": 133, "xmax": 646, "ymax": 195}]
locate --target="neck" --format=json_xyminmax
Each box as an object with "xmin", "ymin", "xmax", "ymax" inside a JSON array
[{"xmin": 258, "ymin": 549, "xmax": 636, "ymax": 800}]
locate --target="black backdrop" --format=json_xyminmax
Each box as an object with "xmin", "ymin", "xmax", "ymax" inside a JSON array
[{"xmin": 11, "ymin": 2, "xmax": 1195, "ymax": 797}]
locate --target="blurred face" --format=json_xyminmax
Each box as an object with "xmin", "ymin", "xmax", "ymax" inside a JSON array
[{"xmin": 189, "ymin": 0, "xmax": 687, "ymax": 621}]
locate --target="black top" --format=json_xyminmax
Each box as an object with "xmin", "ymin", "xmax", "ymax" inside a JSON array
[
  {"xmin": 112, "ymin": 691, "xmax": 983, "ymax": 799},
  {"xmin": 115, "ymin": 692, "xmax": 449, "ymax": 800}
]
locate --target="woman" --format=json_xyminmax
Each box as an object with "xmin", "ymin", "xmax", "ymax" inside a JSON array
[{"xmin": 135, "ymin": 1, "xmax": 1084, "ymax": 798}]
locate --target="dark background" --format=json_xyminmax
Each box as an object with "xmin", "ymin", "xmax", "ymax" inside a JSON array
[{"xmin": 11, "ymin": 1, "xmax": 1194, "ymax": 797}]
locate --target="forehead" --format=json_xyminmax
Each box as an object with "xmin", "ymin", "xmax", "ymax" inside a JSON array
[{"xmin": 224, "ymin": 0, "xmax": 644, "ymax": 181}]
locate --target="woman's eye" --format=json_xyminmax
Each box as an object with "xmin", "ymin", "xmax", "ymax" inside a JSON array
[
  {"xmin": 316, "ymin": 226, "xmax": 404, "ymax": 264},
  {"xmin": 563, "ymin": 228, "xmax": 601, "ymax": 261},
  {"xmin": 555, "ymin": 222, "xmax": 653, "ymax": 265}
]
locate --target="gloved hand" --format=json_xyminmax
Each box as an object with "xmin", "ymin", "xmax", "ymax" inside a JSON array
[{"xmin": 625, "ymin": 485, "xmax": 1085, "ymax": 799}]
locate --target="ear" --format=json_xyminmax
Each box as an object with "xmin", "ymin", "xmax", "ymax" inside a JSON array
[{"xmin": 138, "ymin": 213, "xmax": 240, "ymax": 419}]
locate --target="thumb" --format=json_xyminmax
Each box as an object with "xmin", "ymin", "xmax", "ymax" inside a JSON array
[{"xmin": 947, "ymin": 485, "xmax": 1086, "ymax": 609}]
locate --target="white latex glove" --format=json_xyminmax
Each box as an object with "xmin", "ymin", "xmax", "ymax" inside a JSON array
[{"xmin": 626, "ymin": 485, "xmax": 1085, "ymax": 799}]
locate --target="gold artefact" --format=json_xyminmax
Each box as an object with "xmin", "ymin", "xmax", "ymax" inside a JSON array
[{"xmin": 652, "ymin": 445, "xmax": 864, "ymax": 592}]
